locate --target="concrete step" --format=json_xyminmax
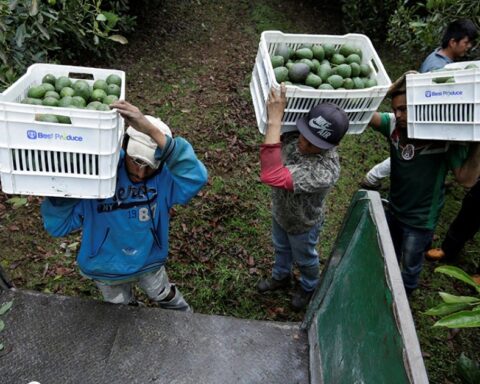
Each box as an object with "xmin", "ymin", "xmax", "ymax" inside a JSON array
[{"xmin": 0, "ymin": 289, "xmax": 309, "ymax": 384}]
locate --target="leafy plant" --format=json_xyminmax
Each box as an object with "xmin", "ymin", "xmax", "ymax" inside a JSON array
[
  {"xmin": 425, "ymin": 265, "xmax": 480, "ymax": 328},
  {"xmin": 425, "ymin": 266, "xmax": 480, "ymax": 383},
  {"xmin": 340, "ymin": 0, "xmax": 399, "ymax": 44},
  {"xmin": 387, "ymin": 1, "xmax": 480, "ymax": 60},
  {"xmin": 0, "ymin": 0, "xmax": 137, "ymax": 91}
]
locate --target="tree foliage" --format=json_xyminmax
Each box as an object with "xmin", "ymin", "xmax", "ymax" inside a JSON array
[
  {"xmin": 387, "ymin": 1, "xmax": 480, "ymax": 58},
  {"xmin": 0, "ymin": 0, "xmax": 137, "ymax": 91}
]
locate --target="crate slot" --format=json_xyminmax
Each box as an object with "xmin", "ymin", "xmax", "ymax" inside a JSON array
[{"xmin": 10, "ymin": 148, "xmax": 100, "ymax": 176}]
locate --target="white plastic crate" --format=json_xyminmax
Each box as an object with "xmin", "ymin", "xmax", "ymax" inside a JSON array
[
  {"xmin": 407, "ymin": 61, "xmax": 480, "ymax": 141},
  {"xmin": 0, "ymin": 63, "xmax": 126, "ymax": 198},
  {"xmin": 249, "ymin": 31, "xmax": 391, "ymax": 135}
]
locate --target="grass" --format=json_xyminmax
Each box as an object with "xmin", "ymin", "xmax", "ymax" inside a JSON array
[{"xmin": 1, "ymin": 0, "xmax": 479, "ymax": 382}]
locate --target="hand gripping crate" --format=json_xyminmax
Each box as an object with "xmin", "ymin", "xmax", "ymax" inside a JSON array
[
  {"xmin": 406, "ymin": 61, "xmax": 480, "ymax": 141},
  {"xmin": 0, "ymin": 63, "xmax": 125, "ymax": 198},
  {"xmin": 249, "ymin": 31, "xmax": 391, "ymax": 135}
]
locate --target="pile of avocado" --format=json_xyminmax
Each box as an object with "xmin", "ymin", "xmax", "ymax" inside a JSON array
[
  {"xmin": 21, "ymin": 73, "xmax": 122, "ymax": 124},
  {"xmin": 270, "ymin": 42, "xmax": 377, "ymax": 90},
  {"xmin": 432, "ymin": 63, "xmax": 478, "ymax": 84}
]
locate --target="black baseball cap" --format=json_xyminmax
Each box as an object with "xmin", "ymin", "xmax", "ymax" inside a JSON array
[{"xmin": 296, "ymin": 103, "xmax": 349, "ymax": 149}]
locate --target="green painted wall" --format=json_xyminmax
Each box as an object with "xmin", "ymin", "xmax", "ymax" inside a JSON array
[{"xmin": 307, "ymin": 191, "xmax": 412, "ymax": 383}]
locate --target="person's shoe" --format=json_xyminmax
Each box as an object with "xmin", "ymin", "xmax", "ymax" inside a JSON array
[
  {"xmin": 257, "ymin": 276, "xmax": 291, "ymax": 293},
  {"xmin": 359, "ymin": 177, "xmax": 381, "ymax": 191},
  {"xmin": 472, "ymin": 274, "xmax": 480, "ymax": 285},
  {"xmin": 426, "ymin": 248, "xmax": 446, "ymax": 261},
  {"xmin": 291, "ymin": 287, "xmax": 313, "ymax": 311}
]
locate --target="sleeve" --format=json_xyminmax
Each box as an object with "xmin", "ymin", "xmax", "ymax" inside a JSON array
[
  {"xmin": 370, "ymin": 112, "xmax": 394, "ymax": 138},
  {"xmin": 40, "ymin": 197, "xmax": 84, "ymax": 237},
  {"xmin": 259, "ymin": 143, "xmax": 294, "ymax": 190},
  {"xmin": 155, "ymin": 136, "xmax": 208, "ymax": 206},
  {"xmin": 448, "ymin": 143, "xmax": 471, "ymax": 171}
]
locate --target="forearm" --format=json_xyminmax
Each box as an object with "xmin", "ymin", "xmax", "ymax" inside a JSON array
[
  {"xmin": 455, "ymin": 143, "xmax": 480, "ymax": 187},
  {"xmin": 264, "ymin": 118, "xmax": 282, "ymax": 144}
]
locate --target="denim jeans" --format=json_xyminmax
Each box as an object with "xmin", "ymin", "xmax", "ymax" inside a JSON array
[
  {"xmin": 386, "ymin": 212, "xmax": 434, "ymax": 291},
  {"xmin": 271, "ymin": 218, "xmax": 322, "ymax": 292}
]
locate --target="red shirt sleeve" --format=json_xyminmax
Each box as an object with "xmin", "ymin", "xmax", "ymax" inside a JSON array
[{"xmin": 260, "ymin": 143, "xmax": 294, "ymax": 190}]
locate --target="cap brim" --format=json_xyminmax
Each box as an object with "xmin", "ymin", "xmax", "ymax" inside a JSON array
[
  {"xmin": 296, "ymin": 116, "xmax": 334, "ymax": 150},
  {"xmin": 126, "ymin": 139, "xmax": 160, "ymax": 169}
]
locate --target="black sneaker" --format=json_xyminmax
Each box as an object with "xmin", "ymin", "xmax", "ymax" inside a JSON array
[
  {"xmin": 257, "ymin": 276, "xmax": 291, "ymax": 293},
  {"xmin": 291, "ymin": 287, "xmax": 313, "ymax": 311}
]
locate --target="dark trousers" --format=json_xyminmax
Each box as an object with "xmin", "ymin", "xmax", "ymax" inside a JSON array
[{"xmin": 442, "ymin": 180, "xmax": 480, "ymax": 260}]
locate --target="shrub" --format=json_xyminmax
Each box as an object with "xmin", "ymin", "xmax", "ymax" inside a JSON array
[
  {"xmin": 0, "ymin": 0, "xmax": 137, "ymax": 91},
  {"xmin": 387, "ymin": 1, "xmax": 480, "ymax": 59},
  {"xmin": 340, "ymin": 0, "xmax": 399, "ymax": 44}
]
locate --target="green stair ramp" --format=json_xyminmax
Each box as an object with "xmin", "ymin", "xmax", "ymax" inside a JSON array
[{"xmin": 305, "ymin": 190, "xmax": 428, "ymax": 383}]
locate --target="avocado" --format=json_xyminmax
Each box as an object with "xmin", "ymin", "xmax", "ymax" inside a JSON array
[
  {"xmin": 350, "ymin": 62, "xmax": 361, "ymax": 77},
  {"xmin": 305, "ymin": 73, "xmax": 322, "ymax": 88},
  {"xmin": 318, "ymin": 83, "xmax": 334, "ymax": 90},
  {"xmin": 346, "ymin": 54, "xmax": 361, "ymax": 65},
  {"xmin": 327, "ymin": 74, "xmax": 344, "ymax": 89},
  {"xmin": 288, "ymin": 63, "xmax": 310, "ymax": 83},
  {"xmin": 299, "ymin": 58, "xmax": 315, "ymax": 71},
  {"xmin": 312, "ymin": 45, "xmax": 325, "ymax": 61},
  {"xmin": 274, "ymin": 66, "xmax": 289, "ymax": 83},
  {"xmin": 352, "ymin": 77, "xmax": 365, "ymax": 89},
  {"xmin": 336, "ymin": 64, "xmax": 352, "ymax": 79},
  {"xmin": 318, "ymin": 64, "xmax": 332, "ymax": 82},
  {"xmin": 42, "ymin": 96, "xmax": 59, "ymax": 107},
  {"xmin": 364, "ymin": 78, "xmax": 378, "ymax": 88},
  {"xmin": 339, "ymin": 43, "xmax": 356, "ymax": 57},
  {"xmin": 359, "ymin": 63, "xmax": 371, "ymax": 77},
  {"xmin": 36, "ymin": 114, "xmax": 59, "ymax": 123},
  {"xmin": 331, "ymin": 53, "xmax": 345, "ymax": 66},
  {"xmin": 56, "ymin": 115, "xmax": 72, "ymax": 124},
  {"xmin": 323, "ymin": 44, "xmax": 336, "ymax": 59},
  {"xmin": 27, "ymin": 85, "xmax": 47, "ymax": 99},
  {"xmin": 271, "ymin": 55, "xmax": 285, "ymax": 68},
  {"xmin": 295, "ymin": 47, "xmax": 313, "ymax": 60},
  {"xmin": 343, "ymin": 78, "xmax": 354, "ymax": 89},
  {"xmin": 275, "ymin": 43, "xmax": 291, "ymax": 62}
]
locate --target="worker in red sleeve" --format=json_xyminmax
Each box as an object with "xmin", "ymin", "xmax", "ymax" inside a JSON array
[{"xmin": 257, "ymin": 83, "xmax": 349, "ymax": 311}]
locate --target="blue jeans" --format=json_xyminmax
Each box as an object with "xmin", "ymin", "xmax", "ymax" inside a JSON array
[
  {"xmin": 271, "ymin": 218, "xmax": 322, "ymax": 292},
  {"xmin": 387, "ymin": 212, "xmax": 434, "ymax": 292}
]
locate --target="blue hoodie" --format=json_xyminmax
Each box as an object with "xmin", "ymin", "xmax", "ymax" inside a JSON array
[{"xmin": 41, "ymin": 136, "xmax": 208, "ymax": 281}]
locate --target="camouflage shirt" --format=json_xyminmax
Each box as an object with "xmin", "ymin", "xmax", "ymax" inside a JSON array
[{"xmin": 271, "ymin": 133, "xmax": 340, "ymax": 234}]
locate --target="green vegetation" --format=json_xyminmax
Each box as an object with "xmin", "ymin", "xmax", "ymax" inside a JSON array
[
  {"xmin": 0, "ymin": 1, "xmax": 479, "ymax": 382},
  {"xmin": 0, "ymin": 0, "xmax": 137, "ymax": 91}
]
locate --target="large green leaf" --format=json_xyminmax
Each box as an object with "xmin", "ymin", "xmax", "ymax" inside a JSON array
[
  {"xmin": 29, "ymin": 0, "xmax": 39, "ymax": 17},
  {"xmin": 435, "ymin": 265, "xmax": 480, "ymax": 292},
  {"xmin": 434, "ymin": 309, "xmax": 480, "ymax": 328},
  {"xmin": 439, "ymin": 292, "xmax": 479, "ymax": 304},
  {"xmin": 0, "ymin": 319, "xmax": 4, "ymax": 332},
  {"xmin": 0, "ymin": 301, "xmax": 13, "ymax": 316},
  {"xmin": 6, "ymin": 196, "xmax": 27, "ymax": 208},
  {"xmin": 15, "ymin": 23, "xmax": 26, "ymax": 48},
  {"xmin": 108, "ymin": 34, "xmax": 128, "ymax": 44},
  {"xmin": 425, "ymin": 302, "xmax": 471, "ymax": 316}
]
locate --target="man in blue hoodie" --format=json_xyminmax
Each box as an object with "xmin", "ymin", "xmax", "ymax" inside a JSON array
[{"xmin": 41, "ymin": 100, "xmax": 208, "ymax": 311}]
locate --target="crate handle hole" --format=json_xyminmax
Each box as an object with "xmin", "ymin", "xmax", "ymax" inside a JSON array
[{"xmin": 68, "ymin": 72, "xmax": 94, "ymax": 81}]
